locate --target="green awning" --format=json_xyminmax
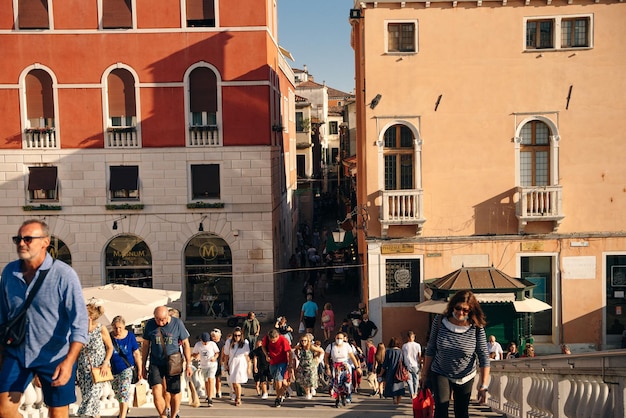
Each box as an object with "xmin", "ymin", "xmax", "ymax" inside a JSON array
[{"xmin": 325, "ymin": 230, "xmax": 354, "ymax": 252}]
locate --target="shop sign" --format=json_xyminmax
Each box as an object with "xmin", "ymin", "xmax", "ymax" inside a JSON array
[{"xmin": 381, "ymin": 244, "xmax": 414, "ymax": 254}]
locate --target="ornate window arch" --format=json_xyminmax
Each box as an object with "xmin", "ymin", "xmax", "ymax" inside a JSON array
[{"xmin": 184, "ymin": 62, "xmax": 223, "ymax": 146}]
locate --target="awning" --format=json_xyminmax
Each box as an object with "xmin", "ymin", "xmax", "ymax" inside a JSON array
[
  {"xmin": 513, "ymin": 298, "xmax": 552, "ymax": 313},
  {"xmin": 416, "ymin": 294, "xmax": 550, "ymax": 314},
  {"xmin": 109, "ymin": 166, "xmax": 139, "ymax": 191},
  {"xmin": 325, "ymin": 230, "xmax": 354, "ymax": 252},
  {"xmin": 414, "ymin": 299, "xmax": 447, "ymax": 314},
  {"xmin": 28, "ymin": 166, "xmax": 57, "ymax": 191}
]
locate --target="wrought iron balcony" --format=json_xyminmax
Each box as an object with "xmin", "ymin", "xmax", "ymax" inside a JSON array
[
  {"xmin": 379, "ymin": 189, "xmax": 426, "ymax": 237},
  {"xmin": 517, "ymin": 185, "xmax": 564, "ymax": 233}
]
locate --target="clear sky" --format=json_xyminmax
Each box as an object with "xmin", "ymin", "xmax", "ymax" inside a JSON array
[{"xmin": 277, "ymin": 0, "xmax": 355, "ymax": 94}]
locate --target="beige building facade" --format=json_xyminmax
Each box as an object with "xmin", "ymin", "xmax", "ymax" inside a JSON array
[{"xmin": 350, "ymin": 0, "xmax": 626, "ymax": 351}]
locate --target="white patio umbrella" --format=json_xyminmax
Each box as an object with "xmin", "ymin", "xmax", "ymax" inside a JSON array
[{"xmin": 82, "ymin": 284, "xmax": 182, "ymax": 325}]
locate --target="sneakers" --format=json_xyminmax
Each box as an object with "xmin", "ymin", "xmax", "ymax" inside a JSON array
[
  {"xmin": 306, "ymin": 393, "xmax": 313, "ymax": 400},
  {"xmin": 230, "ymin": 393, "xmax": 236, "ymax": 401},
  {"xmin": 165, "ymin": 408, "xmax": 171, "ymax": 418},
  {"xmin": 207, "ymin": 398, "xmax": 213, "ymax": 407},
  {"xmin": 216, "ymin": 392, "xmax": 222, "ymax": 399},
  {"xmin": 274, "ymin": 397, "xmax": 281, "ymax": 408},
  {"xmin": 261, "ymin": 392, "xmax": 268, "ymax": 399}
]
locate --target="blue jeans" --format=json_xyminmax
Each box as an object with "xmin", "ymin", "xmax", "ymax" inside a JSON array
[{"xmin": 406, "ymin": 366, "xmax": 420, "ymax": 397}]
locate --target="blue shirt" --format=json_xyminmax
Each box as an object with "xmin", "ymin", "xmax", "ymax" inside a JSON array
[
  {"xmin": 111, "ymin": 331, "xmax": 140, "ymax": 375},
  {"xmin": 301, "ymin": 300, "xmax": 318, "ymax": 318},
  {"xmin": 143, "ymin": 316, "xmax": 190, "ymax": 366},
  {"xmin": 0, "ymin": 254, "xmax": 89, "ymax": 368}
]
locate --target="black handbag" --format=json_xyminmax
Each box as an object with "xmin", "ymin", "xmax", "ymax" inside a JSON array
[{"xmin": 0, "ymin": 265, "xmax": 52, "ymax": 347}]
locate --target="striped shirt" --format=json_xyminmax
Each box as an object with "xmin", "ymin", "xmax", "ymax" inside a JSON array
[{"xmin": 425, "ymin": 315, "xmax": 490, "ymax": 383}]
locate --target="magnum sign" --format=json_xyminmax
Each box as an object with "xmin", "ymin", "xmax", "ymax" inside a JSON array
[{"xmin": 200, "ymin": 242, "xmax": 218, "ymax": 261}]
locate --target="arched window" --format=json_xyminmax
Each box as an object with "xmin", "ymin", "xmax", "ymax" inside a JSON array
[
  {"xmin": 520, "ymin": 120, "xmax": 550, "ymax": 187},
  {"xmin": 105, "ymin": 235, "xmax": 152, "ymax": 288},
  {"xmin": 187, "ymin": 66, "xmax": 220, "ymax": 146},
  {"xmin": 105, "ymin": 67, "xmax": 139, "ymax": 147},
  {"xmin": 48, "ymin": 236, "xmax": 71, "ymax": 265},
  {"xmin": 24, "ymin": 68, "xmax": 56, "ymax": 149},
  {"xmin": 185, "ymin": 234, "xmax": 232, "ymax": 317},
  {"xmin": 383, "ymin": 124, "xmax": 414, "ymax": 190}
]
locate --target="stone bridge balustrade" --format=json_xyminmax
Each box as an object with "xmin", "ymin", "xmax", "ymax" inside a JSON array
[{"xmin": 487, "ymin": 350, "xmax": 626, "ymax": 418}]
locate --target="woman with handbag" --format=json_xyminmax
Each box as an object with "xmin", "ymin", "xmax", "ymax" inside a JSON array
[
  {"xmin": 110, "ymin": 315, "xmax": 142, "ymax": 418},
  {"xmin": 222, "ymin": 327, "xmax": 250, "ymax": 406},
  {"xmin": 77, "ymin": 301, "xmax": 114, "ymax": 418},
  {"xmin": 420, "ymin": 290, "xmax": 490, "ymax": 418},
  {"xmin": 378, "ymin": 336, "xmax": 406, "ymax": 405}
]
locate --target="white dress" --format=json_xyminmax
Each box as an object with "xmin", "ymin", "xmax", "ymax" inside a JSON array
[{"xmin": 224, "ymin": 339, "xmax": 250, "ymax": 384}]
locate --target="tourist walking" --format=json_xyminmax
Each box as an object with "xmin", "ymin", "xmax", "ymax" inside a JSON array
[
  {"xmin": 110, "ymin": 315, "xmax": 142, "ymax": 418},
  {"xmin": 222, "ymin": 327, "xmax": 250, "ymax": 406},
  {"xmin": 293, "ymin": 333, "xmax": 324, "ymax": 400},
  {"xmin": 250, "ymin": 340, "xmax": 271, "ymax": 399},
  {"xmin": 0, "ymin": 219, "xmax": 89, "ymax": 418},
  {"xmin": 421, "ymin": 290, "xmax": 490, "ymax": 418},
  {"xmin": 487, "ymin": 335, "xmax": 503, "ymax": 360},
  {"xmin": 300, "ymin": 294, "xmax": 319, "ymax": 336},
  {"xmin": 142, "ymin": 306, "xmax": 193, "ymax": 418},
  {"xmin": 402, "ymin": 330, "xmax": 422, "ymax": 399},
  {"xmin": 324, "ymin": 332, "xmax": 360, "ymax": 408},
  {"xmin": 242, "ymin": 311, "xmax": 261, "ymax": 349},
  {"xmin": 379, "ymin": 336, "xmax": 405, "ymax": 405},
  {"xmin": 321, "ymin": 302, "xmax": 335, "ymax": 342},
  {"xmin": 77, "ymin": 301, "xmax": 114, "ymax": 418},
  {"xmin": 262, "ymin": 329, "xmax": 293, "ymax": 407},
  {"xmin": 192, "ymin": 332, "xmax": 221, "ymax": 407}
]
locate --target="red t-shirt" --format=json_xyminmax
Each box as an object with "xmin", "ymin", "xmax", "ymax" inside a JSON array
[{"xmin": 262, "ymin": 334, "xmax": 291, "ymax": 365}]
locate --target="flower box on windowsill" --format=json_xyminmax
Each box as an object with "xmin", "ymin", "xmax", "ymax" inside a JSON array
[
  {"xmin": 23, "ymin": 204, "xmax": 62, "ymax": 211},
  {"xmin": 105, "ymin": 204, "xmax": 144, "ymax": 210},
  {"xmin": 186, "ymin": 202, "xmax": 225, "ymax": 209},
  {"xmin": 25, "ymin": 128, "xmax": 55, "ymax": 134}
]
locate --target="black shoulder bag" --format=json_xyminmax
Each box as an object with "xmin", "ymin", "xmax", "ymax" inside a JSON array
[
  {"xmin": 111, "ymin": 335, "xmax": 139, "ymax": 383},
  {"xmin": 0, "ymin": 264, "xmax": 52, "ymax": 347}
]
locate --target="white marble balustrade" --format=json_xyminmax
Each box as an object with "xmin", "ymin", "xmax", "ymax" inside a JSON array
[{"xmin": 487, "ymin": 350, "xmax": 626, "ymax": 418}]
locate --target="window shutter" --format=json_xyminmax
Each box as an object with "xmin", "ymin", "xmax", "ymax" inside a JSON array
[
  {"xmin": 18, "ymin": 0, "xmax": 49, "ymax": 29},
  {"xmin": 191, "ymin": 164, "xmax": 220, "ymax": 198},
  {"xmin": 189, "ymin": 68, "xmax": 218, "ymax": 113},
  {"xmin": 108, "ymin": 69, "xmax": 136, "ymax": 117},
  {"xmin": 110, "ymin": 166, "xmax": 139, "ymax": 191},
  {"xmin": 187, "ymin": 0, "xmax": 215, "ymax": 21},
  {"xmin": 26, "ymin": 70, "xmax": 54, "ymax": 121},
  {"xmin": 28, "ymin": 166, "xmax": 58, "ymax": 191},
  {"xmin": 103, "ymin": 0, "xmax": 132, "ymax": 29}
]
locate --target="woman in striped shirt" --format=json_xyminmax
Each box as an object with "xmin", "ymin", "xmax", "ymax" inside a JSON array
[{"xmin": 421, "ymin": 290, "xmax": 490, "ymax": 418}]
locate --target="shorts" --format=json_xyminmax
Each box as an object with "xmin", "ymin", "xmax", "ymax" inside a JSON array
[
  {"xmin": 253, "ymin": 368, "xmax": 272, "ymax": 383},
  {"xmin": 303, "ymin": 316, "xmax": 316, "ymax": 329},
  {"xmin": 200, "ymin": 362, "xmax": 218, "ymax": 380},
  {"xmin": 0, "ymin": 352, "xmax": 77, "ymax": 407},
  {"xmin": 148, "ymin": 362, "xmax": 182, "ymax": 394},
  {"xmin": 269, "ymin": 362, "xmax": 288, "ymax": 382}
]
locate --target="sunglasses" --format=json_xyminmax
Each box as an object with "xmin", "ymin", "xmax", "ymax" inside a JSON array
[
  {"xmin": 12, "ymin": 236, "xmax": 46, "ymax": 245},
  {"xmin": 454, "ymin": 306, "xmax": 471, "ymax": 314},
  {"xmin": 233, "ymin": 334, "xmax": 242, "ymax": 337}
]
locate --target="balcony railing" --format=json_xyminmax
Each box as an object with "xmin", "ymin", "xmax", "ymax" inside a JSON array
[
  {"xmin": 380, "ymin": 189, "xmax": 426, "ymax": 237},
  {"xmin": 488, "ymin": 350, "xmax": 626, "ymax": 418},
  {"xmin": 188, "ymin": 125, "xmax": 220, "ymax": 146},
  {"xmin": 24, "ymin": 128, "xmax": 57, "ymax": 149},
  {"xmin": 106, "ymin": 127, "xmax": 139, "ymax": 148},
  {"xmin": 517, "ymin": 185, "xmax": 564, "ymax": 232}
]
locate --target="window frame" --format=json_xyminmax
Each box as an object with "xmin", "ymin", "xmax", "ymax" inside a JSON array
[
  {"xmin": 385, "ymin": 20, "xmax": 418, "ymax": 54},
  {"xmin": 109, "ymin": 165, "xmax": 140, "ymax": 201},
  {"xmin": 520, "ymin": 120, "xmax": 551, "ymax": 187},
  {"xmin": 383, "ymin": 257, "xmax": 423, "ymax": 305},
  {"xmin": 27, "ymin": 166, "xmax": 58, "ymax": 202},
  {"xmin": 190, "ymin": 163, "xmax": 221, "ymax": 200},
  {"xmin": 99, "ymin": 0, "xmax": 135, "ymax": 30},
  {"xmin": 185, "ymin": 0, "xmax": 217, "ymax": 28},
  {"xmin": 383, "ymin": 124, "xmax": 415, "ymax": 191},
  {"xmin": 524, "ymin": 14, "xmax": 593, "ymax": 51}
]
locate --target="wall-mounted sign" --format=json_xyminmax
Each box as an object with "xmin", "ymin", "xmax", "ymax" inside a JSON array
[
  {"xmin": 381, "ymin": 244, "xmax": 414, "ymax": 254},
  {"xmin": 521, "ymin": 242, "xmax": 544, "ymax": 251}
]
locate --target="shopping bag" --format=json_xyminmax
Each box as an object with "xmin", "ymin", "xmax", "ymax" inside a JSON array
[
  {"xmin": 298, "ymin": 321, "xmax": 305, "ymax": 333},
  {"xmin": 412, "ymin": 388, "xmax": 435, "ymax": 418},
  {"xmin": 133, "ymin": 382, "xmax": 147, "ymax": 407}
]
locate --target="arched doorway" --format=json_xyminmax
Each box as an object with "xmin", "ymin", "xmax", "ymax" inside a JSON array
[
  {"xmin": 104, "ymin": 235, "xmax": 153, "ymax": 287},
  {"xmin": 185, "ymin": 233, "xmax": 232, "ymax": 318}
]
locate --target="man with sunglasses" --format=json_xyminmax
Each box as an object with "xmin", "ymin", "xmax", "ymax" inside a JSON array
[{"xmin": 0, "ymin": 219, "xmax": 89, "ymax": 418}]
